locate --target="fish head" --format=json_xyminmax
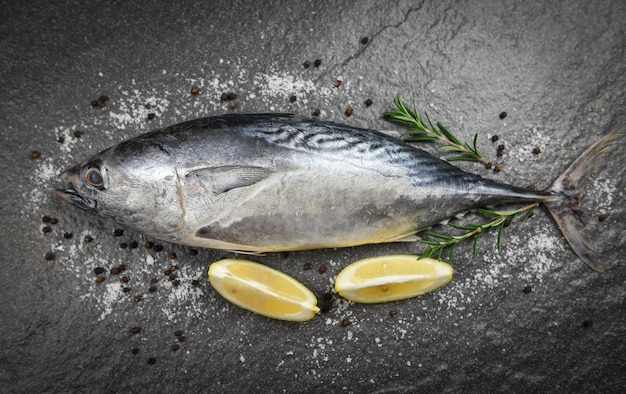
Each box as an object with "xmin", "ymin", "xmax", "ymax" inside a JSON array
[{"xmin": 55, "ymin": 138, "xmax": 185, "ymax": 236}]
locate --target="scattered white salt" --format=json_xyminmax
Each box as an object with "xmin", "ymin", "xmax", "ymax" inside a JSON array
[
  {"xmin": 96, "ymin": 281, "xmax": 123, "ymax": 321},
  {"xmin": 591, "ymin": 178, "xmax": 617, "ymax": 207},
  {"xmin": 35, "ymin": 160, "xmax": 58, "ymax": 182},
  {"xmin": 255, "ymin": 72, "xmax": 318, "ymax": 98}
]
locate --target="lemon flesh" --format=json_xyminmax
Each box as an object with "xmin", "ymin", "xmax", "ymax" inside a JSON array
[
  {"xmin": 334, "ymin": 255, "xmax": 453, "ymax": 303},
  {"xmin": 208, "ymin": 258, "xmax": 320, "ymax": 321}
]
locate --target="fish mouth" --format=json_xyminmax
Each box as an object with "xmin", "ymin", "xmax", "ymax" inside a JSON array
[{"xmin": 54, "ymin": 184, "xmax": 97, "ymax": 211}]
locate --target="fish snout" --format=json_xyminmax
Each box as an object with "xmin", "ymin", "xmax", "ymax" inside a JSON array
[
  {"xmin": 54, "ymin": 166, "xmax": 97, "ymax": 211},
  {"xmin": 58, "ymin": 164, "xmax": 82, "ymax": 183}
]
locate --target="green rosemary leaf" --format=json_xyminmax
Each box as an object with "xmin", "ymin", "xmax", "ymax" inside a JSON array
[
  {"xmin": 447, "ymin": 155, "xmax": 479, "ymax": 162},
  {"xmin": 449, "ymin": 244, "xmax": 457, "ymax": 261},
  {"xmin": 472, "ymin": 232, "xmax": 482, "ymax": 256},
  {"xmin": 436, "ymin": 145, "xmax": 463, "ymax": 152},
  {"xmin": 496, "ymin": 221, "xmax": 505, "ymax": 250},
  {"xmin": 521, "ymin": 205, "xmax": 538, "ymax": 222},
  {"xmin": 424, "ymin": 112, "xmax": 438, "ymax": 135},
  {"xmin": 507, "ymin": 213, "xmax": 518, "ymax": 226},
  {"xmin": 448, "ymin": 222, "xmax": 478, "ymax": 231},
  {"xmin": 416, "ymin": 239, "xmax": 442, "ymax": 246},
  {"xmin": 419, "ymin": 249, "xmax": 434, "ymax": 259},
  {"xmin": 403, "ymin": 135, "xmax": 439, "ymax": 142},
  {"xmin": 425, "ymin": 232, "xmax": 454, "ymax": 241},
  {"xmin": 477, "ymin": 208, "xmax": 500, "ymax": 217},
  {"xmin": 437, "ymin": 122, "xmax": 461, "ymax": 145},
  {"xmin": 384, "ymin": 114, "xmax": 414, "ymax": 124}
]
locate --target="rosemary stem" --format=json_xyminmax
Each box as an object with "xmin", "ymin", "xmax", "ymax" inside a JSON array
[{"xmin": 419, "ymin": 202, "xmax": 540, "ymax": 260}]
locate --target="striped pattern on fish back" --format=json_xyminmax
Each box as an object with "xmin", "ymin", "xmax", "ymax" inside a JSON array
[{"xmin": 241, "ymin": 116, "xmax": 479, "ymax": 187}]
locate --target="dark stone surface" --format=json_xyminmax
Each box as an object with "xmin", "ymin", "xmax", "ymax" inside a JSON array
[{"xmin": 1, "ymin": 1, "xmax": 624, "ymax": 392}]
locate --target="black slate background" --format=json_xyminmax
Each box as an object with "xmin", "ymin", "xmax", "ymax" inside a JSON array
[{"xmin": 1, "ymin": 1, "xmax": 625, "ymax": 392}]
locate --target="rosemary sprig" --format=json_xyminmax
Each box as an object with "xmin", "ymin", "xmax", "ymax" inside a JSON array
[
  {"xmin": 384, "ymin": 95, "xmax": 492, "ymax": 168},
  {"xmin": 418, "ymin": 202, "xmax": 539, "ymax": 261}
]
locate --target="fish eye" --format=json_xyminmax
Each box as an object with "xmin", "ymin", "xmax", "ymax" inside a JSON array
[{"xmin": 85, "ymin": 167, "xmax": 104, "ymax": 188}]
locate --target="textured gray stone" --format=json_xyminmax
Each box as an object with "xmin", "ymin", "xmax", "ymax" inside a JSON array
[{"xmin": 1, "ymin": 0, "xmax": 624, "ymax": 392}]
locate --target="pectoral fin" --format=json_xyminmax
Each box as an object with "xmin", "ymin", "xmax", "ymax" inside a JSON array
[{"xmin": 184, "ymin": 165, "xmax": 273, "ymax": 194}]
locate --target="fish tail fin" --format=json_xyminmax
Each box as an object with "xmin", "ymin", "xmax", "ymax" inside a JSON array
[{"xmin": 544, "ymin": 132, "xmax": 624, "ymax": 272}]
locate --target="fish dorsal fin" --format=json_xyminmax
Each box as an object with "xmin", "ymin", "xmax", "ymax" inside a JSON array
[{"xmin": 183, "ymin": 165, "xmax": 273, "ymax": 194}]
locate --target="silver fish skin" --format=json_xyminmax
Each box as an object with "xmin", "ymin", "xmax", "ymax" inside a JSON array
[{"xmin": 56, "ymin": 113, "xmax": 621, "ymax": 271}]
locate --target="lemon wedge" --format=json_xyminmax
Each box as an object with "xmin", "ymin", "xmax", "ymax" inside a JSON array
[
  {"xmin": 334, "ymin": 255, "xmax": 453, "ymax": 303},
  {"xmin": 208, "ymin": 258, "xmax": 320, "ymax": 321}
]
